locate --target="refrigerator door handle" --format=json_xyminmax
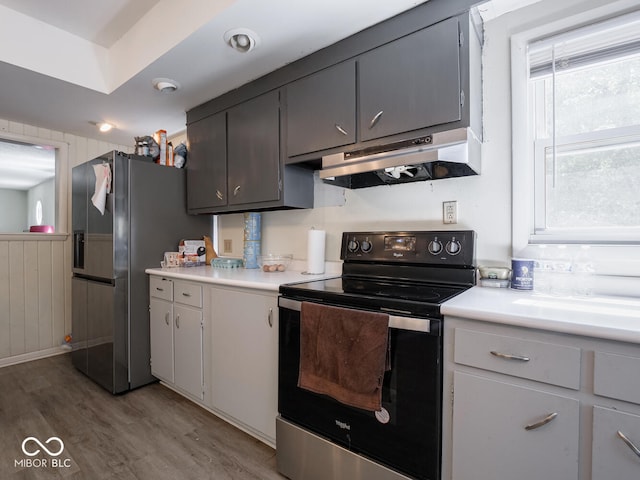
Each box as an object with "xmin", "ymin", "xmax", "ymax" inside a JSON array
[{"xmin": 74, "ymin": 231, "xmax": 85, "ymax": 269}]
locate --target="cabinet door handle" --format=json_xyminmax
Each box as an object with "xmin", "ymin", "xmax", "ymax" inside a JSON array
[
  {"xmin": 369, "ymin": 110, "xmax": 384, "ymax": 129},
  {"xmin": 233, "ymin": 185, "xmax": 241, "ymax": 196},
  {"xmin": 165, "ymin": 312, "xmax": 170, "ymax": 326},
  {"xmin": 175, "ymin": 314, "xmax": 180, "ymax": 329},
  {"xmin": 524, "ymin": 412, "xmax": 558, "ymax": 431},
  {"xmin": 268, "ymin": 308, "xmax": 273, "ymax": 328},
  {"xmin": 490, "ymin": 351, "xmax": 530, "ymax": 362},
  {"xmin": 335, "ymin": 124, "xmax": 348, "ymax": 136},
  {"xmin": 216, "ymin": 190, "xmax": 224, "ymax": 200},
  {"xmin": 617, "ymin": 430, "xmax": 640, "ymax": 458}
]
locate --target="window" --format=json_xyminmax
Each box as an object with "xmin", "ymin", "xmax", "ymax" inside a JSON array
[
  {"xmin": 515, "ymin": 10, "xmax": 640, "ymax": 247},
  {"xmin": 0, "ymin": 134, "xmax": 67, "ymax": 235},
  {"xmin": 0, "ymin": 138, "xmax": 56, "ymax": 233}
]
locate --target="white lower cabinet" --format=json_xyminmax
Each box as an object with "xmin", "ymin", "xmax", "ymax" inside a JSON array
[
  {"xmin": 149, "ymin": 276, "xmax": 204, "ymax": 401},
  {"xmin": 210, "ymin": 286, "xmax": 278, "ymax": 444},
  {"xmin": 149, "ymin": 296, "xmax": 174, "ymax": 382},
  {"xmin": 592, "ymin": 406, "xmax": 640, "ymax": 480},
  {"xmin": 148, "ymin": 274, "xmax": 280, "ymax": 447},
  {"xmin": 444, "ymin": 317, "xmax": 640, "ymax": 480},
  {"xmin": 173, "ymin": 304, "xmax": 203, "ymax": 398},
  {"xmin": 452, "ymin": 372, "xmax": 580, "ymax": 480}
]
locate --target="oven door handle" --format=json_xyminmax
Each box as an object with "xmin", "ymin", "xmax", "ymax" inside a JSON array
[{"xmin": 278, "ymin": 297, "xmax": 434, "ymax": 333}]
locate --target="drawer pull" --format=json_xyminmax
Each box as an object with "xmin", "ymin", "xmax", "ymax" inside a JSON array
[
  {"xmin": 335, "ymin": 124, "xmax": 349, "ymax": 136},
  {"xmin": 182, "ymin": 292, "xmax": 192, "ymax": 297},
  {"xmin": 156, "ymin": 287, "xmax": 164, "ymax": 292},
  {"xmin": 490, "ymin": 351, "xmax": 530, "ymax": 362},
  {"xmin": 369, "ymin": 110, "xmax": 384, "ymax": 129},
  {"xmin": 524, "ymin": 412, "xmax": 558, "ymax": 431},
  {"xmin": 617, "ymin": 430, "xmax": 640, "ymax": 458}
]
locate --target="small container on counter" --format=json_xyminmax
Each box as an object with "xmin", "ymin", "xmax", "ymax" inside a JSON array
[
  {"xmin": 511, "ymin": 258, "xmax": 535, "ymax": 290},
  {"xmin": 478, "ymin": 265, "xmax": 511, "ymax": 288}
]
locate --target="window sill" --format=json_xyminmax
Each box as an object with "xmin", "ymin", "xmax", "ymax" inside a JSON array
[{"xmin": 0, "ymin": 233, "xmax": 69, "ymax": 241}]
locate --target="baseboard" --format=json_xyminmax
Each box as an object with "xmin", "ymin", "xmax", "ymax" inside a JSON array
[{"xmin": 0, "ymin": 345, "xmax": 70, "ymax": 369}]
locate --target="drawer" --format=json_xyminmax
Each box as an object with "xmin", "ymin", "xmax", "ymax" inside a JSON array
[
  {"xmin": 174, "ymin": 281, "xmax": 203, "ymax": 308},
  {"xmin": 594, "ymin": 351, "xmax": 640, "ymax": 405},
  {"xmin": 150, "ymin": 276, "xmax": 173, "ymax": 301},
  {"xmin": 454, "ymin": 328, "xmax": 582, "ymax": 389}
]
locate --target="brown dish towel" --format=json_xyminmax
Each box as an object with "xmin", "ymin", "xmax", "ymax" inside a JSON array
[{"xmin": 298, "ymin": 301, "xmax": 390, "ymax": 412}]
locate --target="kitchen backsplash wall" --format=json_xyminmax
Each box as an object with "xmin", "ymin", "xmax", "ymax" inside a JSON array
[{"xmin": 219, "ymin": 164, "xmax": 511, "ymax": 267}]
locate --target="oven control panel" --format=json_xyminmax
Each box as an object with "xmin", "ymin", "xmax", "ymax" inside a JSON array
[{"xmin": 341, "ymin": 230, "xmax": 475, "ymax": 266}]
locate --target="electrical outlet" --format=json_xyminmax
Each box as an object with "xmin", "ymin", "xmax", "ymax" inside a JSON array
[
  {"xmin": 443, "ymin": 201, "xmax": 458, "ymax": 224},
  {"xmin": 223, "ymin": 239, "xmax": 233, "ymax": 254}
]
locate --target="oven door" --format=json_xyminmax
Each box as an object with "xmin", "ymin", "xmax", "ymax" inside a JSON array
[{"xmin": 278, "ymin": 297, "xmax": 442, "ymax": 480}]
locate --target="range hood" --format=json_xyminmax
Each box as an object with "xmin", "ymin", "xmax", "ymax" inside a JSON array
[{"xmin": 319, "ymin": 128, "xmax": 481, "ymax": 189}]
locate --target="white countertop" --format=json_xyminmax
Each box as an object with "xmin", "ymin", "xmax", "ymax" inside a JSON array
[
  {"xmin": 145, "ymin": 264, "xmax": 340, "ymax": 292},
  {"xmin": 442, "ymin": 286, "xmax": 640, "ymax": 344}
]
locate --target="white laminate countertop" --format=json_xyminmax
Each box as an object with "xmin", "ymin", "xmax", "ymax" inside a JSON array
[
  {"xmin": 442, "ymin": 286, "xmax": 640, "ymax": 344},
  {"xmin": 145, "ymin": 265, "xmax": 340, "ymax": 292}
]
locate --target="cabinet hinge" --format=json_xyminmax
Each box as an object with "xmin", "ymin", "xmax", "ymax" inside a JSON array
[{"xmin": 459, "ymin": 30, "xmax": 464, "ymax": 47}]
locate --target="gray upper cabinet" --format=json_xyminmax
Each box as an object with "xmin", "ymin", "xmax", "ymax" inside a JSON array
[
  {"xmin": 359, "ymin": 17, "xmax": 462, "ymax": 142},
  {"xmin": 187, "ymin": 112, "xmax": 226, "ymax": 212},
  {"xmin": 185, "ymin": 2, "xmax": 479, "ymax": 210},
  {"xmin": 285, "ymin": 61, "xmax": 357, "ymax": 157},
  {"xmin": 227, "ymin": 90, "xmax": 281, "ymax": 206}
]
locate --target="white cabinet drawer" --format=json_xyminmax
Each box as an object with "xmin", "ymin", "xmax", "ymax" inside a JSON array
[
  {"xmin": 150, "ymin": 276, "xmax": 173, "ymax": 301},
  {"xmin": 592, "ymin": 406, "xmax": 640, "ymax": 480},
  {"xmin": 594, "ymin": 351, "xmax": 640, "ymax": 405},
  {"xmin": 452, "ymin": 372, "xmax": 580, "ymax": 480},
  {"xmin": 454, "ymin": 328, "xmax": 582, "ymax": 389},
  {"xmin": 174, "ymin": 281, "xmax": 203, "ymax": 308}
]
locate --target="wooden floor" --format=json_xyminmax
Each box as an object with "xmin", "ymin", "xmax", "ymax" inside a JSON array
[{"xmin": 0, "ymin": 353, "xmax": 285, "ymax": 479}]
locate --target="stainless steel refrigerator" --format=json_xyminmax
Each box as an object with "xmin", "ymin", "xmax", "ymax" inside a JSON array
[{"xmin": 71, "ymin": 150, "xmax": 211, "ymax": 393}]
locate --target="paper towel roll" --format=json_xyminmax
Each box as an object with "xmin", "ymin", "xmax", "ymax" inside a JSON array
[{"xmin": 306, "ymin": 229, "xmax": 326, "ymax": 274}]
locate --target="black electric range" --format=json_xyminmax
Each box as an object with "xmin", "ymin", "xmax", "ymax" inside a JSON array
[{"xmin": 276, "ymin": 230, "xmax": 476, "ymax": 480}]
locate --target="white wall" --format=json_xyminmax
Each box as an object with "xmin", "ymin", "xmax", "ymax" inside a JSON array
[
  {"xmin": 0, "ymin": 189, "xmax": 27, "ymax": 232},
  {"xmin": 218, "ymin": 0, "xmax": 629, "ymax": 268}
]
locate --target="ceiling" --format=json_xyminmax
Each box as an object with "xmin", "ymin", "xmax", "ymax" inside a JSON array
[{"xmin": 0, "ymin": 0, "xmax": 540, "ymax": 190}]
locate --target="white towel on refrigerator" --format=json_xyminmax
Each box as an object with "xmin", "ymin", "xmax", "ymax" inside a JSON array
[{"xmin": 91, "ymin": 163, "xmax": 112, "ymax": 215}]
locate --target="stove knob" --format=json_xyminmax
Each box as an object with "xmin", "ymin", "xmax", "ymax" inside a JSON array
[
  {"xmin": 428, "ymin": 239, "xmax": 443, "ymax": 255},
  {"xmin": 446, "ymin": 239, "xmax": 461, "ymax": 256},
  {"xmin": 360, "ymin": 240, "xmax": 373, "ymax": 253},
  {"xmin": 347, "ymin": 239, "xmax": 359, "ymax": 253}
]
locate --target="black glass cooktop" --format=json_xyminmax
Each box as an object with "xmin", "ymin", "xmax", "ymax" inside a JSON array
[{"xmin": 279, "ymin": 276, "xmax": 468, "ymax": 318}]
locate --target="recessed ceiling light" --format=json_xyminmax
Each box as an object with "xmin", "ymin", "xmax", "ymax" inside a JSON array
[
  {"xmin": 152, "ymin": 77, "xmax": 180, "ymax": 93},
  {"xmin": 223, "ymin": 28, "xmax": 260, "ymax": 53},
  {"xmin": 98, "ymin": 122, "xmax": 113, "ymax": 132}
]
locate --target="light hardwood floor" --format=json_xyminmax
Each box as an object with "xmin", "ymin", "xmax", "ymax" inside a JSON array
[{"xmin": 0, "ymin": 353, "xmax": 285, "ymax": 479}]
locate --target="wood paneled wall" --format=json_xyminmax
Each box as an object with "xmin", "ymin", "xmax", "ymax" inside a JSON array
[{"xmin": 0, "ymin": 117, "xmax": 131, "ymax": 366}]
